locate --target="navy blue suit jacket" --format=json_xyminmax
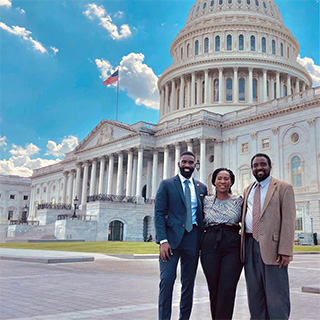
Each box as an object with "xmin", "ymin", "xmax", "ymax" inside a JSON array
[{"xmin": 154, "ymin": 175, "xmax": 207, "ymax": 249}]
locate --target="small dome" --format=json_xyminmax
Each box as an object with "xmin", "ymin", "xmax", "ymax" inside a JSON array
[{"xmin": 186, "ymin": 0, "xmax": 284, "ymax": 27}]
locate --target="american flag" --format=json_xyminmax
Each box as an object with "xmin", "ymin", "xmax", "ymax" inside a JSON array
[{"xmin": 103, "ymin": 70, "xmax": 119, "ymax": 85}]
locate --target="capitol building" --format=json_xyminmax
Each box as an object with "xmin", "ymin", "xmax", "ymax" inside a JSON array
[{"xmin": 6, "ymin": 0, "xmax": 319, "ymax": 242}]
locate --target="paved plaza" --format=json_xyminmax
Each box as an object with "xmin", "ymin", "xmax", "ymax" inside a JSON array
[{"xmin": 0, "ymin": 249, "xmax": 319, "ymax": 320}]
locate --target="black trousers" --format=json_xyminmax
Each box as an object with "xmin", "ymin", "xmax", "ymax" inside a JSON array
[
  {"xmin": 200, "ymin": 225, "xmax": 243, "ymax": 320},
  {"xmin": 245, "ymin": 235, "xmax": 290, "ymax": 320},
  {"xmin": 158, "ymin": 226, "xmax": 201, "ymax": 320}
]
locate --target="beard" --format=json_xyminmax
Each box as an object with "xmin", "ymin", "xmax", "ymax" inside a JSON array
[{"xmin": 179, "ymin": 166, "xmax": 195, "ymax": 179}]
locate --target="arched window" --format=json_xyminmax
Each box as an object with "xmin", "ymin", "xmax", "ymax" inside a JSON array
[
  {"xmin": 227, "ymin": 35, "xmax": 232, "ymax": 50},
  {"xmin": 203, "ymin": 2, "xmax": 207, "ymax": 9},
  {"xmin": 239, "ymin": 78, "xmax": 245, "ymax": 101},
  {"xmin": 283, "ymin": 84, "xmax": 287, "ymax": 97},
  {"xmin": 226, "ymin": 78, "xmax": 233, "ymax": 101},
  {"xmin": 228, "ymin": 0, "xmax": 232, "ymax": 4},
  {"xmin": 215, "ymin": 36, "xmax": 220, "ymax": 51},
  {"xmin": 211, "ymin": 0, "xmax": 215, "ymax": 6},
  {"xmin": 262, "ymin": 37, "xmax": 266, "ymax": 53},
  {"xmin": 250, "ymin": 35, "xmax": 255, "ymax": 51},
  {"xmin": 214, "ymin": 79, "xmax": 219, "ymax": 101},
  {"xmin": 219, "ymin": 0, "xmax": 223, "ymax": 5},
  {"xmin": 108, "ymin": 220, "xmax": 124, "ymax": 241},
  {"xmin": 253, "ymin": 78, "xmax": 258, "ymax": 101},
  {"xmin": 202, "ymin": 80, "xmax": 205, "ymax": 103},
  {"xmin": 187, "ymin": 44, "xmax": 190, "ymax": 57},
  {"xmin": 181, "ymin": 47, "xmax": 183, "ymax": 59},
  {"xmin": 280, "ymin": 43, "xmax": 283, "ymax": 56},
  {"xmin": 239, "ymin": 35, "xmax": 244, "ymax": 50},
  {"xmin": 204, "ymin": 37, "xmax": 209, "ymax": 53},
  {"xmin": 272, "ymin": 40, "xmax": 276, "ymax": 54},
  {"xmin": 291, "ymin": 156, "xmax": 302, "ymax": 187},
  {"xmin": 195, "ymin": 40, "xmax": 199, "ymax": 55},
  {"xmin": 247, "ymin": 0, "xmax": 251, "ymax": 4}
]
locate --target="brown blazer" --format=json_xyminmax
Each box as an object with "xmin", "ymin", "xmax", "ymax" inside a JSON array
[{"xmin": 240, "ymin": 177, "xmax": 296, "ymax": 265}]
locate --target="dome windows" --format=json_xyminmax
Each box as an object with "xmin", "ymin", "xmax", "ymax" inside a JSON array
[
  {"xmin": 272, "ymin": 40, "xmax": 276, "ymax": 54},
  {"xmin": 263, "ymin": 1, "xmax": 267, "ymax": 9},
  {"xmin": 255, "ymin": 0, "xmax": 259, "ymax": 7},
  {"xmin": 219, "ymin": 0, "xmax": 223, "ymax": 6},
  {"xmin": 204, "ymin": 37, "xmax": 209, "ymax": 53},
  {"xmin": 239, "ymin": 34, "xmax": 244, "ymax": 50},
  {"xmin": 195, "ymin": 40, "xmax": 199, "ymax": 55},
  {"xmin": 211, "ymin": 0, "xmax": 214, "ymax": 7},
  {"xmin": 227, "ymin": 35, "xmax": 232, "ymax": 50},
  {"xmin": 228, "ymin": 0, "xmax": 233, "ymax": 4},
  {"xmin": 203, "ymin": 2, "xmax": 207, "ymax": 9},
  {"xmin": 226, "ymin": 78, "xmax": 233, "ymax": 101},
  {"xmin": 280, "ymin": 43, "xmax": 284, "ymax": 56},
  {"xmin": 239, "ymin": 78, "xmax": 245, "ymax": 101},
  {"xmin": 215, "ymin": 36, "xmax": 220, "ymax": 51},
  {"xmin": 237, "ymin": 0, "xmax": 242, "ymax": 3},
  {"xmin": 262, "ymin": 37, "xmax": 266, "ymax": 53},
  {"xmin": 250, "ymin": 35, "xmax": 256, "ymax": 51},
  {"xmin": 247, "ymin": 0, "xmax": 251, "ymax": 5},
  {"xmin": 197, "ymin": 5, "xmax": 200, "ymax": 12}
]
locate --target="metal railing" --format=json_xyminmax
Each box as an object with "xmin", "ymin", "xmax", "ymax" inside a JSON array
[
  {"xmin": 9, "ymin": 220, "xmax": 39, "ymax": 225},
  {"xmin": 57, "ymin": 214, "xmax": 95, "ymax": 221},
  {"xmin": 37, "ymin": 203, "xmax": 72, "ymax": 210},
  {"xmin": 87, "ymin": 194, "xmax": 137, "ymax": 203}
]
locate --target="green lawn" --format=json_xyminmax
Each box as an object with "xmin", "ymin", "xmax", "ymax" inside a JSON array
[{"xmin": 0, "ymin": 241, "xmax": 319, "ymax": 254}]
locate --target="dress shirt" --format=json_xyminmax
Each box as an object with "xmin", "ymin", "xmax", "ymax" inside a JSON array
[
  {"xmin": 178, "ymin": 173, "xmax": 198, "ymax": 225},
  {"xmin": 245, "ymin": 175, "xmax": 271, "ymax": 233}
]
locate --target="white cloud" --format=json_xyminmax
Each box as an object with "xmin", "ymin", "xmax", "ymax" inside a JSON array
[
  {"xmin": 83, "ymin": 3, "xmax": 132, "ymax": 40},
  {"xmin": 0, "ymin": 0, "xmax": 12, "ymax": 8},
  {"xmin": 95, "ymin": 53, "xmax": 159, "ymax": 110},
  {"xmin": 0, "ymin": 142, "xmax": 61, "ymax": 177},
  {"xmin": 10, "ymin": 143, "xmax": 40, "ymax": 156},
  {"xmin": 0, "ymin": 22, "xmax": 48, "ymax": 53},
  {"xmin": 297, "ymin": 55, "xmax": 320, "ymax": 87},
  {"xmin": 50, "ymin": 46, "xmax": 59, "ymax": 55},
  {"xmin": 114, "ymin": 11, "xmax": 124, "ymax": 19},
  {"xmin": 45, "ymin": 135, "xmax": 78, "ymax": 157},
  {"xmin": 0, "ymin": 156, "xmax": 61, "ymax": 177},
  {"xmin": 0, "ymin": 135, "xmax": 7, "ymax": 147}
]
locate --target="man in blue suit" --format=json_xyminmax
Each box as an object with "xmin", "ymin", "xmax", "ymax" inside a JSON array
[{"xmin": 155, "ymin": 151, "xmax": 207, "ymax": 320}]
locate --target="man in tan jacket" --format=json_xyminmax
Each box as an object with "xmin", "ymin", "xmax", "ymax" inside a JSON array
[{"xmin": 240, "ymin": 153, "xmax": 296, "ymax": 320}]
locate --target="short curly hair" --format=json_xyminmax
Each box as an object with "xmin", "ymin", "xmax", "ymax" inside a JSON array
[{"xmin": 211, "ymin": 168, "xmax": 235, "ymax": 194}]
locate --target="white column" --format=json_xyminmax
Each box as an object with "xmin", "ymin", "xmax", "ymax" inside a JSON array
[
  {"xmin": 171, "ymin": 80, "xmax": 176, "ymax": 111},
  {"xmin": 136, "ymin": 148, "xmax": 143, "ymax": 198},
  {"xmin": 263, "ymin": 69, "xmax": 267, "ymax": 102},
  {"xmin": 98, "ymin": 157, "xmax": 106, "ymax": 194},
  {"xmin": 67, "ymin": 171, "xmax": 75, "ymax": 204},
  {"xmin": 287, "ymin": 75, "xmax": 292, "ymax": 96},
  {"xmin": 200, "ymin": 138, "xmax": 206, "ymax": 183},
  {"xmin": 295, "ymin": 79, "xmax": 300, "ymax": 93},
  {"xmin": 187, "ymin": 78, "xmax": 191, "ymax": 107},
  {"xmin": 214, "ymin": 141, "xmax": 222, "ymax": 168},
  {"xmin": 204, "ymin": 69, "xmax": 209, "ymax": 104},
  {"xmin": 146, "ymin": 160, "xmax": 152, "ymax": 199},
  {"xmin": 81, "ymin": 162, "xmax": 89, "ymax": 205},
  {"xmin": 132, "ymin": 156, "xmax": 138, "ymax": 197},
  {"xmin": 107, "ymin": 155, "xmax": 114, "ymax": 195},
  {"xmin": 302, "ymin": 82, "xmax": 306, "ymax": 91},
  {"xmin": 163, "ymin": 146, "xmax": 169, "ymax": 180},
  {"xmin": 218, "ymin": 67, "xmax": 223, "ymax": 104},
  {"xmin": 196, "ymin": 77, "xmax": 201, "ymax": 105},
  {"xmin": 126, "ymin": 150, "xmax": 133, "ymax": 197},
  {"xmin": 62, "ymin": 171, "xmax": 68, "ymax": 204},
  {"xmin": 191, "ymin": 72, "xmax": 196, "ymax": 106},
  {"xmin": 89, "ymin": 159, "xmax": 97, "ymax": 196},
  {"xmin": 248, "ymin": 67, "xmax": 253, "ymax": 103},
  {"xmin": 75, "ymin": 163, "xmax": 82, "ymax": 200},
  {"xmin": 233, "ymin": 67, "xmax": 239, "ymax": 103},
  {"xmin": 208, "ymin": 72, "xmax": 212, "ymax": 103},
  {"xmin": 151, "ymin": 150, "xmax": 158, "ymax": 199},
  {"xmin": 179, "ymin": 76, "xmax": 185, "ymax": 109},
  {"xmin": 174, "ymin": 143, "xmax": 181, "ymax": 176},
  {"xmin": 160, "ymin": 88, "xmax": 165, "ymax": 116},
  {"xmin": 164, "ymin": 84, "xmax": 169, "ymax": 114},
  {"xmin": 116, "ymin": 152, "xmax": 124, "ymax": 196},
  {"xmin": 276, "ymin": 71, "xmax": 280, "ymax": 98},
  {"xmin": 187, "ymin": 139, "xmax": 193, "ymax": 152}
]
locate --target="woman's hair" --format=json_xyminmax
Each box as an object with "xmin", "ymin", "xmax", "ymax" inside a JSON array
[{"xmin": 211, "ymin": 168, "xmax": 235, "ymax": 194}]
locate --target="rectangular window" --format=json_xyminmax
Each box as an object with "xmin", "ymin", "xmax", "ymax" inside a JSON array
[
  {"xmin": 8, "ymin": 210, "xmax": 13, "ymax": 220},
  {"xmin": 37, "ymin": 189, "xmax": 40, "ymax": 194},
  {"xmin": 43, "ymin": 187, "xmax": 47, "ymax": 193},
  {"xmin": 23, "ymin": 195, "xmax": 28, "ymax": 200},
  {"xmin": 10, "ymin": 194, "xmax": 15, "ymax": 200},
  {"xmin": 295, "ymin": 209, "xmax": 303, "ymax": 231},
  {"xmin": 261, "ymin": 137, "xmax": 270, "ymax": 150},
  {"xmin": 241, "ymin": 142, "xmax": 249, "ymax": 154}
]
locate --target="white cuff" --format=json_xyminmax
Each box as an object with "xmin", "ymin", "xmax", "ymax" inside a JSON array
[{"xmin": 160, "ymin": 239, "xmax": 168, "ymax": 245}]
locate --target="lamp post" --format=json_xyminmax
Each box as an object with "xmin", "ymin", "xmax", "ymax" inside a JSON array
[
  {"xmin": 21, "ymin": 205, "xmax": 28, "ymax": 223},
  {"xmin": 71, "ymin": 196, "xmax": 79, "ymax": 219},
  {"xmin": 195, "ymin": 159, "xmax": 200, "ymax": 171},
  {"xmin": 311, "ymin": 217, "xmax": 314, "ymax": 246}
]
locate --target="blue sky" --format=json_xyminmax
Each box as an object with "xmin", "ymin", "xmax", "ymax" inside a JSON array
[{"xmin": 0, "ymin": 0, "xmax": 319, "ymax": 177}]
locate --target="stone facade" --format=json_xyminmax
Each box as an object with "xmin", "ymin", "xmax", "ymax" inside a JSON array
[{"xmin": 10, "ymin": 0, "xmax": 320, "ymax": 242}]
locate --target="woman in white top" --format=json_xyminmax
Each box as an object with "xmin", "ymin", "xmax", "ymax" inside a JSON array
[{"xmin": 200, "ymin": 168, "xmax": 243, "ymax": 320}]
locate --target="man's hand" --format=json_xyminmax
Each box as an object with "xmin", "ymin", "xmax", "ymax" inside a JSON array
[
  {"xmin": 160, "ymin": 242, "xmax": 172, "ymax": 262},
  {"xmin": 276, "ymin": 254, "xmax": 291, "ymax": 268}
]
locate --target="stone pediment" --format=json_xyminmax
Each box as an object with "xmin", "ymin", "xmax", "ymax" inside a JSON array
[{"xmin": 74, "ymin": 119, "xmax": 137, "ymax": 152}]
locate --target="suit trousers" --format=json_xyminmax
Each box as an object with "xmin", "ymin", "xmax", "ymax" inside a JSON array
[
  {"xmin": 200, "ymin": 224, "xmax": 243, "ymax": 320},
  {"xmin": 158, "ymin": 226, "xmax": 200, "ymax": 320},
  {"xmin": 245, "ymin": 235, "xmax": 290, "ymax": 320}
]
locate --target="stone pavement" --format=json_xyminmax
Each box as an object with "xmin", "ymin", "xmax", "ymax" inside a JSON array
[{"xmin": 0, "ymin": 249, "xmax": 319, "ymax": 320}]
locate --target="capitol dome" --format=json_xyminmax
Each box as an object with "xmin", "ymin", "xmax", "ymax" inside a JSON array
[{"xmin": 158, "ymin": 0, "xmax": 312, "ymax": 123}]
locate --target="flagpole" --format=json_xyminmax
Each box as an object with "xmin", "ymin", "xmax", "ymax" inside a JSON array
[{"xmin": 116, "ymin": 68, "xmax": 120, "ymax": 122}]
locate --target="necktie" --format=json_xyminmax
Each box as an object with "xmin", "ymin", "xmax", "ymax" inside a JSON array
[
  {"xmin": 252, "ymin": 183, "xmax": 261, "ymax": 241},
  {"xmin": 184, "ymin": 180, "xmax": 193, "ymax": 232}
]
